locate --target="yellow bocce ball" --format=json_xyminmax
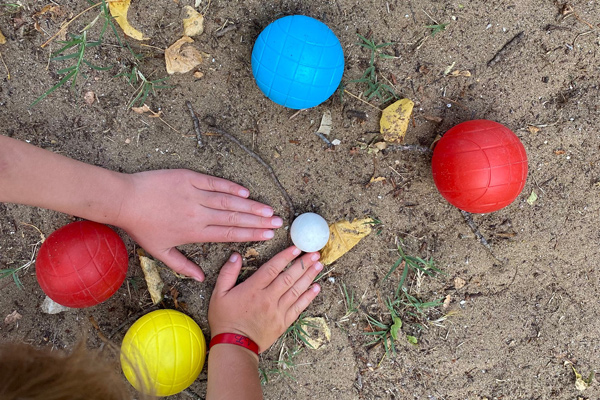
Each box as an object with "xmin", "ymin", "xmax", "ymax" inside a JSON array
[{"xmin": 120, "ymin": 309, "xmax": 206, "ymax": 397}]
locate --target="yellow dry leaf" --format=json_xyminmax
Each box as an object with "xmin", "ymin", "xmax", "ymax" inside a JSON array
[
  {"xmin": 320, "ymin": 218, "xmax": 373, "ymax": 265},
  {"xmin": 303, "ymin": 317, "xmax": 331, "ymax": 349},
  {"xmin": 0, "ymin": 29, "xmax": 6, "ymax": 45},
  {"xmin": 183, "ymin": 6, "xmax": 204, "ymax": 37},
  {"xmin": 369, "ymin": 176, "xmax": 386, "ymax": 184},
  {"xmin": 380, "ymin": 98, "xmax": 414, "ymax": 143},
  {"xmin": 109, "ymin": 0, "xmax": 148, "ymax": 41},
  {"xmin": 165, "ymin": 36, "xmax": 209, "ymax": 75},
  {"xmin": 131, "ymin": 104, "xmax": 162, "ymax": 117},
  {"xmin": 137, "ymin": 250, "xmax": 164, "ymax": 305}
]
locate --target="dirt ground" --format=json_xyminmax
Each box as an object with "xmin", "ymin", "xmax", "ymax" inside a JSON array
[{"xmin": 1, "ymin": 0, "xmax": 600, "ymax": 399}]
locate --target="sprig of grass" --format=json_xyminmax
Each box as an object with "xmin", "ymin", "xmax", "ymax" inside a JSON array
[
  {"xmin": 385, "ymin": 241, "xmax": 443, "ymax": 297},
  {"xmin": 344, "ymin": 34, "xmax": 398, "ymax": 103},
  {"xmin": 283, "ymin": 313, "xmax": 316, "ymax": 349},
  {"xmin": 259, "ymin": 346, "xmax": 303, "ymax": 384},
  {"xmin": 338, "ymin": 283, "xmax": 358, "ymax": 323},
  {"xmin": 119, "ymin": 67, "xmax": 172, "ymax": 108},
  {"xmin": 426, "ymin": 23, "xmax": 449, "ymax": 36},
  {"xmin": 363, "ymin": 299, "xmax": 401, "ymax": 358},
  {"xmin": 0, "ymin": 241, "xmax": 42, "ymax": 289}
]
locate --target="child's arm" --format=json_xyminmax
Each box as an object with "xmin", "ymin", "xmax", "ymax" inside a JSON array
[
  {"xmin": 207, "ymin": 248, "xmax": 322, "ymax": 400},
  {"xmin": 0, "ymin": 135, "xmax": 282, "ymax": 281}
]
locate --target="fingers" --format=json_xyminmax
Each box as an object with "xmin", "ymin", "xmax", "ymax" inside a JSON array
[
  {"xmin": 159, "ymin": 247, "xmax": 205, "ymax": 282},
  {"xmin": 278, "ymin": 260, "xmax": 323, "ymax": 308},
  {"xmin": 249, "ymin": 246, "xmax": 302, "ymax": 287},
  {"xmin": 214, "ymin": 253, "xmax": 243, "ymax": 294},
  {"xmin": 268, "ymin": 252, "xmax": 320, "ymax": 296},
  {"xmin": 199, "ymin": 192, "xmax": 274, "ymax": 218},
  {"xmin": 205, "ymin": 209, "xmax": 283, "ymax": 229},
  {"xmin": 198, "ymin": 226, "xmax": 276, "ymax": 242},
  {"xmin": 285, "ymin": 284, "xmax": 321, "ymax": 327},
  {"xmin": 191, "ymin": 173, "xmax": 251, "ymax": 198}
]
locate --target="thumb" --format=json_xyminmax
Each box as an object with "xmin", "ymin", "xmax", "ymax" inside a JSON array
[
  {"xmin": 159, "ymin": 247, "xmax": 205, "ymax": 282},
  {"xmin": 214, "ymin": 253, "xmax": 242, "ymax": 294}
]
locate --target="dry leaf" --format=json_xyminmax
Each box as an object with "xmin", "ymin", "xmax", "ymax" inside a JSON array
[
  {"xmin": 369, "ymin": 176, "xmax": 386, "ymax": 184},
  {"xmin": 244, "ymin": 248, "xmax": 259, "ymax": 258},
  {"xmin": 443, "ymin": 295, "xmax": 452, "ymax": 309},
  {"xmin": 320, "ymin": 218, "xmax": 373, "ymax": 266},
  {"xmin": 380, "ymin": 98, "xmax": 414, "ymax": 143},
  {"xmin": 41, "ymin": 296, "xmax": 70, "ymax": 314},
  {"xmin": 454, "ymin": 277, "xmax": 466, "ymax": 289},
  {"xmin": 182, "ymin": 6, "xmax": 204, "ymax": 37},
  {"xmin": 565, "ymin": 361, "xmax": 594, "ymax": 391},
  {"xmin": 317, "ymin": 110, "xmax": 332, "ymax": 136},
  {"xmin": 84, "ymin": 91, "xmax": 95, "ymax": 105},
  {"xmin": 137, "ymin": 250, "xmax": 164, "ymax": 305},
  {"xmin": 193, "ymin": 70, "xmax": 204, "ymax": 78},
  {"xmin": 4, "ymin": 310, "xmax": 22, "ymax": 325},
  {"xmin": 131, "ymin": 104, "xmax": 163, "ymax": 118},
  {"xmin": 33, "ymin": 5, "xmax": 66, "ymax": 20},
  {"xmin": 449, "ymin": 70, "xmax": 471, "ymax": 77},
  {"xmin": 528, "ymin": 126, "xmax": 540, "ymax": 134},
  {"xmin": 374, "ymin": 141, "xmax": 387, "ymax": 151},
  {"xmin": 109, "ymin": 0, "xmax": 148, "ymax": 40},
  {"xmin": 0, "ymin": 28, "xmax": 6, "ymax": 44},
  {"xmin": 165, "ymin": 36, "xmax": 209, "ymax": 75},
  {"xmin": 303, "ymin": 317, "xmax": 331, "ymax": 349}
]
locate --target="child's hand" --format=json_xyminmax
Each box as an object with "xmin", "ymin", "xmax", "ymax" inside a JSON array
[
  {"xmin": 208, "ymin": 246, "xmax": 322, "ymax": 353},
  {"xmin": 116, "ymin": 169, "xmax": 283, "ymax": 282}
]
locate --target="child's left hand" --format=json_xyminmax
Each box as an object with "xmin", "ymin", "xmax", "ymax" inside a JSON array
[{"xmin": 115, "ymin": 169, "xmax": 283, "ymax": 282}]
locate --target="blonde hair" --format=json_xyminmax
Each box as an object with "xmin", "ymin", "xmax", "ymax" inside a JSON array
[{"xmin": 0, "ymin": 340, "xmax": 152, "ymax": 400}]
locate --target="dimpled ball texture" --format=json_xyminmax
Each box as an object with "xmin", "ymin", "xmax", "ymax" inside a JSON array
[
  {"xmin": 120, "ymin": 309, "xmax": 206, "ymax": 397},
  {"xmin": 290, "ymin": 212, "xmax": 330, "ymax": 252},
  {"xmin": 431, "ymin": 120, "xmax": 528, "ymax": 214},
  {"xmin": 35, "ymin": 221, "xmax": 128, "ymax": 308},
  {"xmin": 251, "ymin": 15, "xmax": 344, "ymax": 109}
]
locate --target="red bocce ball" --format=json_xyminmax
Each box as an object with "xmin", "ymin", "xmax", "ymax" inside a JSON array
[
  {"xmin": 431, "ymin": 120, "xmax": 528, "ymax": 214},
  {"xmin": 36, "ymin": 221, "xmax": 129, "ymax": 308}
]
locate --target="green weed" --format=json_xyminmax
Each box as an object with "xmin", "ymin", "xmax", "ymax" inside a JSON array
[
  {"xmin": 343, "ymin": 34, "xmax": 398, "ymax": 103},
  {"xmin": 118, "ymin": 66, "xmax": 172, "ymax": 108},
  {"xmin": 283, "ymin": 313, "xmax": 316, "ymax": 349},
  {"xmin": 363, "ymin": 299, "xmax": 402, "ymax": 358},
  {"xmin": 385, "ymin": 241, "xmax": 443, "ymax": 297},
  {"xmin": 0, "ymin": 241, "xmax": 41, "ymax": 289},
  {"xmin": 259, "ymin": 346, "xmax": 302, "ymax": 384},
  {"xmin": 338, "ymin": 283, "xmax": 358, "ymax": 323},
  {"xmin": 426, "ymin": 23, "xmax": 449, "ymax": 36}
]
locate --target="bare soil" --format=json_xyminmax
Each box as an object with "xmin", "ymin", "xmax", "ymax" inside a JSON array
[{"xmin": 1, "ymin": 1, "xmax": 600, "ymax": 399}]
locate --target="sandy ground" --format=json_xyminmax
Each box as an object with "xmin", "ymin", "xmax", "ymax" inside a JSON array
[{"xmin": 1, "ymin": 1, "xmax": 600, "ymax": 399}]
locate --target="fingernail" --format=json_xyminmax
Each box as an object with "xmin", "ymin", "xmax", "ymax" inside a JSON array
[
  {"xmin": 263, "ymin": 230, "xmax": 275, "ymax": 239},
  {"xmin": 311, "ymin": 253, "xmax": 320, "ymax": 262},
  {"xmin": 311, "ymin": 284, "xmax": 321, "ymax": 293},
  {"xmin": 194, "ymin": 276, "xmax": 204, "ymax": 282},
  {"xmin": 292, "ymin": 247, "xmax": 301, "ymax": 256},
  {"xmin": 261, "ymin": 207, "xmax": 274, "ymax": 217},
  {"xmin": 229, "ymin": 253, "xmax": 239, "ymax": 262},
  {"xmin": 314, "ymin": 262, "xmax": 323, "ymax": 272},
  {"xmin": 271, "ymin": 217, "xmax": 283, "ymax": 228},
  {"xmin": 239, "ymin": 189, "xmax": 250, "ymax": 197}
]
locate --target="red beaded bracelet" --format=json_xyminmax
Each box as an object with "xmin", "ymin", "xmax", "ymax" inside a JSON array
[{"xmin": 209, "ymin": 333, "xmax": 259, "ymax": 355}]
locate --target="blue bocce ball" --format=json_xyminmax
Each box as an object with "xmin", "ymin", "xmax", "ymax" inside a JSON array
[{"xmin": 251, "ymin": 15, "xmax": 345, "ymax": 109}]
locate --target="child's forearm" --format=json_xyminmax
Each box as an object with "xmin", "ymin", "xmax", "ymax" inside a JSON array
[
  {"xmin": 0, "ymin": 135, "xmax": 129, "ymax": 224},
  {"xmin": 206, "ymin": 344, "xmax": 262, "ymax": 400}
]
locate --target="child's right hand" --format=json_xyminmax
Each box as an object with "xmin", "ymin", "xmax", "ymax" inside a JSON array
[{"xmin": 208, "ymin": 246, "xmax": 322, "ymax": 353}]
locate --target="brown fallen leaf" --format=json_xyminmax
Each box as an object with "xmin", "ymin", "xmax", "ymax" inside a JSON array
[
  {"xmin": 108, "ymin": 0, "xmax": 148, "ymax": 40},
  {"xmin": 182, "ymin": 6, "xmax": 204, "ymax": 37},
  {"xmin": 320, "ymin": 218, "xmax": 373, "ymax": 266},
  {"xmin": 303, "ymin": 317, "xmax": 331, "ymax": 349},
  {"xmin": 442, "ymin": 295, "xmax": 452, "ymax": 309},
  {"xmin": 4, "ymin": 310, "xmax": 22, "ymax": 325},
  {"xmin": 0, "ymin": 28, "xmax": 6, "ymax": 44},
  {"xmin": 137, "ymin": 249, "xmax": 164, "ymax": 305},
  {"xmin": 454, "ymin": 277, "xmax": 466, "ymax": 290},
  {"xmin": 369, "ymin": 176, "xmax": 386, "ymax": 184},
  {"xmin": 84, "ymin": 91, "xmax": 95, "ymax": 105},
  {"xmin": 33, "ymin": 5, "xmax": 66, "ymax": 21},
  {"xmin": 244, "ymin": 248, "xmax": 259, "ymax": 258},
  {"xmin": 449, "ymin": 70, "xmax": 472, "ymax": 77},
  {"xmin": 423, "ymin": 114, "xmax": 443, "ymax": 123},
  {"xmin": 193, "ymin": 70, "xmax": 204, "ymax": 79},
  {"xmin": 528, "ymin": 126, "xmax": 541, "ymax": 134},
  {"xmin": 131, "ymin": 104, "xmax": 163, "ymax": 118},
  {"xmin": 165, "ymin": 36, "xmax": 209, "ymax": 75}
]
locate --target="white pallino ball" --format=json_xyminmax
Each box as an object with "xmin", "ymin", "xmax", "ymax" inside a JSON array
[{"xmin": 290, "ymin": 213, "xmax": 330, "ymax": 252}]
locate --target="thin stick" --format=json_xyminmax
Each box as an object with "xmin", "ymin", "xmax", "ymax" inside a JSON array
[
  {"xmin": 0, "ymin": 52, "xmax": 9, "ymax": 80},
  {"xmin": 385, "ymin": 144, "xmax": 432, "ymax": 153},
  {"xmin": 460, "ymin": 210, "xmax": 491, "ymax": 251},
  {"xmin": 41, "ymin": 2, "xmax": 102, "ymax": 48},
  {"xmin": 207, "ymin": 125, "xmax": 295, "ymax": 223},
  {"xmin": 344, "ymin": 89, "xmax": 382, "ymax": 111},
  {"xmin": 313, "ymin": 131, "xmax": 332, "ymax": 146},
  {"xmin": 186, "ymin": 101, "xmax": 203, "ymax": 147}
]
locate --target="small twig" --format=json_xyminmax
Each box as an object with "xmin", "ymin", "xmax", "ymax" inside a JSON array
[
  {"xmin": 344, "ymin": 89, "xmax": 382, "ymax": 111},
  {"xmin": 207, "ymin": 124, "xmax": 295, "ymax": 223},
  {"xmin": 487, "ymin": 31, "xmax": 525, "ymax": 67},
  {"xmin": 384, "ymin": 144, "xmax": 432, "ymax": 153},
  {"xmin": 0, "ymin": 52, "xmax": 10, "ymax": 80},
  {"xmin": 572, "ymin": 29, "xmax": 595, "ymax": 48},
  {"xmin": 215, "ymin": 23, "xmax": 236, "ymax": 37},
  {"xmin": 460, "ymin": 210, "xmax": 492, "ymax": 251},
  {"xmin": 186, "ymin": 101, "xmax": 203, "ymax": 147},
  {"xmin": 40, "ymin": 1, "xmax": 102, "ymax": 48},
  {"xmin": 313, "ymin": 131, "xmax": 333, "ymax": 146}
]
